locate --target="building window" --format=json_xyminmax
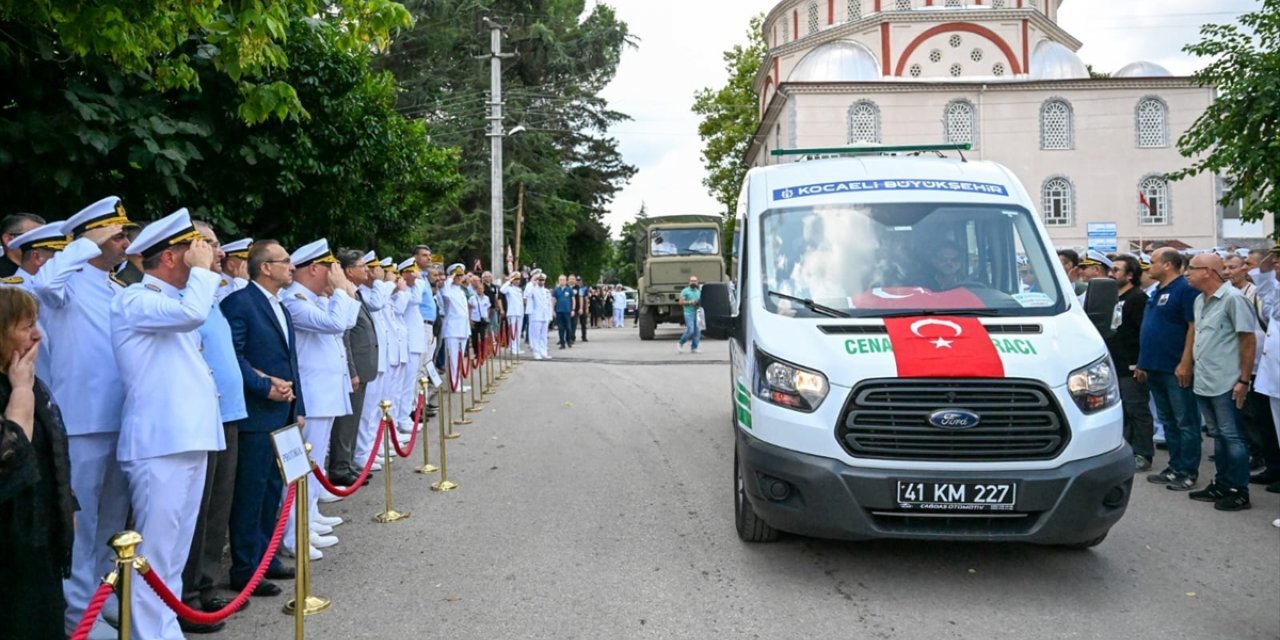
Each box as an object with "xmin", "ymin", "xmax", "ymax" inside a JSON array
[
  {"xmin": 895, "ymin": 0, "xmax": 912, "ymax": 10},
  {"xmin": 945, "ymin": 99, "xmax": 976, "ymax": 146},
  {"xmin": 992, "ymin": 62, "xmax": 1006, "ymax": 76},
  {"xmin": 1139, "ymin": 175, "xmax": 1170, "ymax": 225},
  {"xmin": 949, "ymin": 34, "xmax": 962, "ymax": 48},
  {"xmin": 949, "ymin": 63, "xmax": 963, "ymax": 77},
  {"xmin": 991, "ymin": 0, "xmax": 1006, "ymax": 7},
  {"xmin": 1040, "ymin": 98, "xmax": 1073, "ymax": 150},
  {"xmin": 970, "ymin": 48, "xmax": 984, "ymax": 62},
  {"xmin": 909, "ymin": 63, "xmax": 923, "ymax": 77},
  {"xmin": 929, "ymin": 49, "xmax": 942, "ymax": 63},
  {"xmin": 1041, "ymin": 177, "xmax": 1074, "ymax": 227},
  {"xmin": 848, "ymin": 100, "xmax": 881, "ymax": 144},
  {"xmin": 945, "ymin": 0, "xmax": 962, "ymax": 6},
  {"xmin": 1028, "ymin": 0, "xmax": 1039, "ymax": 9},
  {"xmin": 847, "ymin": 0, "xmax": 861, "ymax": 21},
  {"xmin": 1136, "ymin": 97, "xmax": 1168, "ymax": 148},
  {"xmin": 807, "ymin": 2, "xmax": 820, "ymax": 35}
]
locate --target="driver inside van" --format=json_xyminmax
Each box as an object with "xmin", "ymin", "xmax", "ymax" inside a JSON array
[
  {"xmin": 920, "ymin": 241, "xmax": 967, "ymax": 290},
  {"xmin": 652, "ymin": 233, "xmax": 677, "ymax": 255},
  {"xmin": 689, "ymin": 231, "xmax": 716, "ymax": 254}
]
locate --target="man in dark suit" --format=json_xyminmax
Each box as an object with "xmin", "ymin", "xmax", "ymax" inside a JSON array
[
  {"xmin": 327, "ymin": 249, "xmax": 379, "ymax": 487},
  {"xmin": 220, "ymin": 239, "xmax": 306, "ymax": 596}
]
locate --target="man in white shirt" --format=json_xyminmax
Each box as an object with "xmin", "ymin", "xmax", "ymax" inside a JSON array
[
  {"xmin": 440, "ymin": 263, "xmax": 473, "ymax": 387},
  {"xmin": 611, "ymin": 285, "xmax": 627, "ymax": 328},
  {"xmin": 499, "ymin": 272, "xmax": 525, "ymax": 355},
  {"xmin": 524, "ymin": 271, "xmax": 553, "ymax": 360}
]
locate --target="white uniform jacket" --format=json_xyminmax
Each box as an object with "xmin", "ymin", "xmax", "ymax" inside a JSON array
[
  {"xmin": 7, "ymin": 240, "xmax": 96, "ymax": 387},
  {"xmin": 525, "ymin": 284, "xmax": 553, "ymax": 323},
  {"xmin": 111, "ymin": 269, "xmax": 223, "ymax": 461},
  {"xmin": 500, "ymin": 282, "xmax": 525, "ymax": 318},
  {"xmin": 360, "ymin": 282, "xmax": 390, "ymax": 374},
  {"xmin": 385, "ymin": 285, "xmax": 410, "ymax": 366},
  {"xmin": 401, "ymin": 279, "xmax": 427, "ymax": 355},
  {"xmin": 440, "ymin": 280, "xmax": 472, "ymax": 340},
  {"xmin": 282, "ymin": 283, "xmax": 360, "ymax": 418}
]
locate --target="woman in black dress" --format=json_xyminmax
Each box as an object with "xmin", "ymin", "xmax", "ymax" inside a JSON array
[{"xmin": 0, "ymin": 288, "xmax": 77, "ymax": 640}]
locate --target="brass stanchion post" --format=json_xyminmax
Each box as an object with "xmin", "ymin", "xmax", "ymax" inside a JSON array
[
  {"xmin": 415, "ymin": 377, "xmax": 439, "ymax": 474},
  {"xmin": 451, "ymin": 342, "xmax": 472, "ymax": 426},
  {"xmin": 432, "ymin": 390, "xmax": 459, "ymax": 492},
  {"xmin": 466, "ymin": 338, "xmax": 484, "ymax": 412},
  {"xmin": 374, "ymin": 401, "xmax": 409, "ymax": 523},
  {"xmin": 286, "ymin": 445, "xmax": 330, "ymax": 621},
  {"xmin": 109, "ymin": 530, "xmax": 143, "ymax": 640}
]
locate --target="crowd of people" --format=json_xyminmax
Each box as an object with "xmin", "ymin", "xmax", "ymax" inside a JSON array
[
  {"xmin": 1059, "ymin": 246, "xmax": 1280, "ymax": 525},
  {"xmin": 0, "ymin": 196, "xmax": 631, "ymax": 640}
]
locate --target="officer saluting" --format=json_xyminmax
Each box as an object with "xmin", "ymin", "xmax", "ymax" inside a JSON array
[
  {"xmin": 110, "ymin": 208, "xmax": 223, "ymax": 640},
  {"xmin": 217, "ymin": 237, "xmax": 253, "ymax": 301},
  {"xmin": 440, "ymin": 263, "xmax": 472, "ymax": 385}
]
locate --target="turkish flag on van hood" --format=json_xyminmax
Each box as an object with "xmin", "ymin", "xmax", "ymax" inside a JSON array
[{"xmin": 883, "ymin": 316, "xmax": 1005, "ymax": 378}]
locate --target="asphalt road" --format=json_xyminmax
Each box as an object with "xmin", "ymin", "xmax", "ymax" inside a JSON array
[{"xmin": 211, "ymin": 323, "xmax": 1280, "ymax": 640}]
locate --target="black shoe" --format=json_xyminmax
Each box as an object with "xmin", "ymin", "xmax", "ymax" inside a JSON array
[
  {"xmin": 558, "ymin": 345, "xmax": 565, "ymax": 350},
  {"xmin": 330, "ymin": 472, "xmax": 360, "ymax": 487},
  {"xmin": 425, "ymin": 409, "xmax": 438, "ymax": 418},
  {"xmin": 229, "ymin": 580, "xmax": 282, "ymax": 597},
  {"xmin": 1189, "ymin": 482, "xmax": 1226, "ymax": 502},
  {"xmin": 582, "ymin": 338, "xmax": 588, "ymax": 342},
  {"xmin": 1267, "ymin": 481, "xmax": 1280, "ymax": 494},
  {"xmin": 265, "ymin": 565, "xmax": 296, "ymax": 580},
  {"xmin": 1213, "ymin": 489, "xmax": 1251, "ymax": 511},
  {"xmin": 1155, "ymin": 441, "xmax": 1168, "ymax": 450},
  {"xmin": 1249, "ymin": 471, "xmax": 1280, "ymax": 485},
  {"xmin": 179, "ymin": 619, "xmax": 226, "ymax": 634},
  {"xmin": 1146, "ymin": 468, "xmax": 1177, "ymax": 484},
  {"xmin": 1135, "ymin": 455, "xmax": 1152, "ymax": 472},
  {"xmin": 1166, "ymin": 473, "xmax": 1197, "ymax": 491},
  {"xmin": 426, "ymin": 403, "xmax": 439, "ymax": 410},
  {"xmin": 1249, "ymin": 456, "xmax": 1267, "ymax": 473},
  {"xmin": 201, "ymin": 597, "xmax": 250, "ymax": 613}
]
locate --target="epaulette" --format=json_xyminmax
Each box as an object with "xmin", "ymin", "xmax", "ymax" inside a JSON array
[
  {"xmin": 144, "ymin": 283, "xmax": 161, "ymax": 292},
  {"xmin": 0, "ymin": 275, "xmax": 23, "ymax": 285},
  {"xmin": 294, "ymin": 293, "xmax": 307, "ymax": 300},
  {"xmin": 220, "ymin": 279, "xmax": 229, "ymax": 287},
  {"xmin": 109, "ymin": 274, "xmax": 128, "ymax": 288}
]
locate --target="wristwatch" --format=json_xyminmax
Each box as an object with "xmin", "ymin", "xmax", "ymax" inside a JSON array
[{"xmin": 1237, "ymin": 378, "xmax": 1252, "ymax": 386}]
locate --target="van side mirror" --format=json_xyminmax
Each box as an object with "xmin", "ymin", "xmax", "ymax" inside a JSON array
[
  {"xmin": 700, "ymin": 282, "xmax": 735, "ymax": 334},
  {"xmin": 1083, "ymin": 277, "xmax": 1119, "ymax": 339}
]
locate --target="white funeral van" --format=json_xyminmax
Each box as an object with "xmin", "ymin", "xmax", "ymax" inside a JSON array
[{"xmin": 701, "ymin": 145, "xmax": 1132, "ymax": 548}]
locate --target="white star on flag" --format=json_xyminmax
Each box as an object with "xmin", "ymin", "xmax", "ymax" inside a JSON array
[{"xmin": 931, "ymin": 337, "xmax": 953, "ymax": 349}]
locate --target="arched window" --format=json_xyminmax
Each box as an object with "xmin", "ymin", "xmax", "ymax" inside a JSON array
[
  {"xmin": 848, "ymin": 100, "xmax": 881, "ymax": 144},
  {"xmin": 945, "ymin": 99, "xmax": 976, "ymax": 146},
  {"xmin": 1041, "ymin": 177, "xmax": 1074, "ymax": 226},
  {"xmin": 1040, "ymin": 98, "xmax": 1073, "ymax": 150},
  {"xmin": 990, "ymin": 0, "xmax": 1006, "ymax": 7},
  {"xmin": 1139, "ymin": 175, "xmax": 1170, "ymax": 225},
  {"xmin": 807, "ymin": 2, "xmax": 821, "ymax": 35},
  {"xmin": 895, "ymin": 0, "xmax": 912, "ymax": 10},
  {"xmin": 847, "ymin": 0, "xmax": 862, "ymax": 21},
  {"xmin": 1136, "ymin": 97, "xmax": 1168, "ymax": 148},
  {"xmin": 945, "ymin": 0, "xmax": 962, "ymax": 7}
]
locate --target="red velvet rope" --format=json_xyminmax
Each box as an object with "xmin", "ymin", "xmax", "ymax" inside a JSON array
[
  {"xmin": 311, "ymin": 424, "xmax": 384, "ymax": 497},
  {"xmin": 389, "ymin": 409, "xmax": 420, "ymax": 458},
  {"xmin": 140, "ymin": 485, "xmax": 297, "ymax": 625},
  {"xmin": 69, "ymin": 582, "xmax": 115, "ymax": 640}
]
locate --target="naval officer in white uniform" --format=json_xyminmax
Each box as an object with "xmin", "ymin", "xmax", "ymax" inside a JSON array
[
  {"xmin": 525, "ymin": 270, "xmax": 553, "ymax": 360},
  {"xmin": 499, "ymin": 271, "xmax": 525, "ymax": 356},
  {"xmin": 111, "ymin": 208, "xmax": 223, "ymax": 640},
  {"xmin": 280, "ymin": 239, "xmax": 360, "ymax": 559},
  {"xmin": 395, "ymin": 258, "xmax": 430, "ymax": 434},
  {"xmin": 354, "ymin": 251, "xmax": 394, "ymax": 470},
  {"xmin": 216, "ymin": 237, "xmax": 253, "ymax": 301},
  {"xmin": 440, "ymin": 263, "xmax": 472, "ymax": 388}
]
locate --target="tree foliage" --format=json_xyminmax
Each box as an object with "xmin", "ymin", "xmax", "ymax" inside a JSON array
[
  {"xmin": 691, "ymin": 14, "xmax": 765, "ymax": 218},
  {"xmin": 1171, "ymin": 0, "xmax": 1280, "ymax": 228},
  {"xmin": 378, "ymin": 0, "xmax": 635, "ymax": 279}
]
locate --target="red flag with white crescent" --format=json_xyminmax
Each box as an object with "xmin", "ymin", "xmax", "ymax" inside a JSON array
[{"xmin": 883, "ymin": 316, "xmax": 1005, "ymax": 378}]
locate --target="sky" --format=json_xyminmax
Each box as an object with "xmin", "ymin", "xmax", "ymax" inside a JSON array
[{"xmin": 593, "ymin": 0, "xmax": 1258, "ymax": 238}]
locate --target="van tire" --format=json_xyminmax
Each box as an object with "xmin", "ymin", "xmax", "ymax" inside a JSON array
[
  {"xmin": 638, "ymin": 308, "xmax": 656, "ymax": 340},
  {"xmin": 1059, "ymin": 532, "xmax": 1108, "ymax": 550},
  {"xmin": 735, "ymin": 448, "xmax": 779, "ymax": 543}
]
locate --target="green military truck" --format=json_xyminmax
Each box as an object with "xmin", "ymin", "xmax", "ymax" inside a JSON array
[{"xmin": 635, "ymin": 215, "xmax": 727, "ymax": 340}]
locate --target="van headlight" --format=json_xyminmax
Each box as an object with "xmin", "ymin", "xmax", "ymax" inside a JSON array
[
  {"xmin": 754, "ymin": 348, "xmax": 829, "ymax": 412},
  {"xmin": 1067, "ymin": 356, "xmax": 1119, "ymax": 414}
]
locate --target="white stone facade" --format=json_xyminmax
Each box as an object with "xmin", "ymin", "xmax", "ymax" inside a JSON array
[{"xmin": 750, "ymin": 0, "xmax": 1273, "ymax": 250}]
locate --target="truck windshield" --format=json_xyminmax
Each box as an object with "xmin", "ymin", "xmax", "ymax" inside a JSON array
[
  {"xmin": 760, "ymin": 203, "xmax": 1065, "ymax": 318},
  {"xmin": 650, "ymin": 228, "xmax": 720, "ymax": 256}
]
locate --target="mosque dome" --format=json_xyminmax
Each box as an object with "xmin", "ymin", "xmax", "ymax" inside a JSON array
[
  {"xmin": 788, "ymin": 40, "xmax": 881, "ymax": 82},
  {"xmin": 1113, "ymin": 61, "xmax": 1172, "ymax": 77},
  {"xmin": 1029, "ymin": 39, "xmax": 1089, "ymax": 80}
]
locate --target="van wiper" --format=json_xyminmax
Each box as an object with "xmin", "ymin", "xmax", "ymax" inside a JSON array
[
  {"xmin": 767, "ymin": 290, "xmax": 851, "ymax": 318},
  {"xmin": 874, "ymin": 308, "xmax": 1003, "ymax": 318}
]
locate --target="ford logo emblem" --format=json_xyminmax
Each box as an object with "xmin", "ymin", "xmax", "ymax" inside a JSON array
[{"xmin": 928, "ymin": 409, "xmax": 981, "ymax": 430}]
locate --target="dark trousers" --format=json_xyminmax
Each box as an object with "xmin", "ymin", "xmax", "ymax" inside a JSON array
[
  {"xmin": 182, "ymin": 422, "xmax": 239, "ymax": 603},
  {"xmin": 1242, "ymin": 390, "xmax": 1280, "ymax": 474},
  {"xmin": 522, "ymin": 313, "xmax": 530, "ymax": 341},
  {"xmin": 1119, "ymin": 376, "xmax": 1155, "ymax": 459},
  {"xmin": 556, "ymin": 311, "xmax": 572, "ymax": 347},
  {"xmin": 329, "ymin": 380, "xmax": 368, "ymax": 477},
  {"xmin": 0, "ymin": 544, "xmax": 65, "ymax": 640},
  {"xmin": 228, "ymin": 431, "xmax": 285, "ymax": 586},
  {"xmin": 579, "ymin": 313, "xmax": 588, "ymax": 340}
]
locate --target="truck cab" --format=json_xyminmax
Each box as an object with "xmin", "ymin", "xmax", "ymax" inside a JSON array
[
  {"xmin": 636, "ymin": 215, "xmax": 727, "ymax": 340},
  {"xmin": 703, "ymin": 146, "xmax": 1132, "ymax": 548}
]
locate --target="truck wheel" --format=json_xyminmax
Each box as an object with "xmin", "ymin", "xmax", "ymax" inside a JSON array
[
  {"xmin": 1059, "ymin": 532, "xmax": 1108, "ymax": 550},
  {"xmin": 735, "ymin": 448, "xmax": 779, "ymax": 543},
  {"xmin": 638, "ymin": 308, "xmax": 656, "ymax": 341}
]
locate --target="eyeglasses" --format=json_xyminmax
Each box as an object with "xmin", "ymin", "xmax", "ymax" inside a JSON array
[{"xmin": 262, "ymin": 258, "xmax": 292, "ymax": 265}]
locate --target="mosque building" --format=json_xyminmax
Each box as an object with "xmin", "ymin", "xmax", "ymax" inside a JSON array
[{"xmin": 749, "ymin": 0, "xmax": 1274, "ymax": 251}]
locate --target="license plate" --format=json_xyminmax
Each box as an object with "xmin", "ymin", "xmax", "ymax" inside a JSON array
[{"xmin": 895, "ymin": 481, "xmax": 1017, "ymax": 512}]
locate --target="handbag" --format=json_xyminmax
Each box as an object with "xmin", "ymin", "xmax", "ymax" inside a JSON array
[{"xmin": 696, "ymin": 307, "xmax": 706, "ymax": 331}]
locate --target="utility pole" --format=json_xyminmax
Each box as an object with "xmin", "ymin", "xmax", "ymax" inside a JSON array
[
  {"xmin": 513, "ymin": 182, "xmax": 525, "ymax": 268},
  {"xmin": 483, "ymin": 17, "xmax": 515, "ymax": 280}
]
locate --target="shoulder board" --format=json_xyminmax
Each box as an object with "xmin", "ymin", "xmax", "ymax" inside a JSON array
[
  {"xmin": 0, "ymin": 275, "xmax": 23, "ymax": 285},
  {"xmin": 144, "ymin": 283, "xmax": 162, "ymax": 292},
  {"xmin": 294, "ymin": 293, "xmax": 307, "ymax": 300},
  {"xmin": 109, "ymin": 274, "xmax": 128, "ymax": 287},
  {"xmin": 220, "ymin": 279, "xmax": 229, "ymax": 287}
]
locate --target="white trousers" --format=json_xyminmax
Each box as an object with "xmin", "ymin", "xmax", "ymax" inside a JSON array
[
  {"xmin": 399, "ymin": 352, "xmax": 427, "ymax": 428},
  {"xmin": 445, "ymin": 337, "xmax": 468, "ymax": 389},
  {"xmin": 64, "ymin": 433, "xmax": 131, "ymax": 633},
  {"xmin": 122, "ymin": 451, "xmax": 207, "ymax": 640},
  {"xmin": 286, "ymin": 416, "xmax": 336, "ymax": 542},
  {"xmin": 506, "ymin": 316, "xmax": 523, "ymax": 355},
  {"xmin": 529, "ymin": 320, "xmax": 549, "ymax": 359},
  {"xmin": 355, "ymin": 372, "xmax": 387, "ymax": 464},
  {"xmin": 419, "ymin": 324, "xmax": 442, "ymax": 388},
  {"xmin": 613, "ymin": 308, "xmax": 625, "ymax": 327},
  {"xmin": 384, "ymin": 362, "xmax": 408, "ymax": 435}
]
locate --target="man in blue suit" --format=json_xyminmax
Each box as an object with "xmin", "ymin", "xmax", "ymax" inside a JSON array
[{"xmin": 221, "ymin": 239, "xmax": 306, "ymax": 596}]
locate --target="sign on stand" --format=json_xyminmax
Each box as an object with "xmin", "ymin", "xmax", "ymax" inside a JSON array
[
  {"xmin": 271, "ymin": 424, "xmax": 310, "ymax": 484},
  {"xmin": 1087, "ymin": 222, "xmax": 1118, "ymax": 253}
]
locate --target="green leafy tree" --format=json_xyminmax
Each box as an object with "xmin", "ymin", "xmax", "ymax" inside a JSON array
[
  {"xmin": 692, "ymin": 14, "xmax": 765, "ymax": 218},
  {"xmin": 602, "ymin": 203, "xmax": 647, "ymax": 286},
  {"xmin": 1171, "ymin": 1, "xmax": 1280, "ymax": 228}
]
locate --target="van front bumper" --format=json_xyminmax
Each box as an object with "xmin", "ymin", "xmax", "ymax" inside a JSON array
[{"xmin": 737, "ymin": 430, "xmax": 1134, "ymax": 545}]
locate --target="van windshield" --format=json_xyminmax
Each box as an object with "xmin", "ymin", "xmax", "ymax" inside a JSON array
[
  {"xmin": 650, "ymin": 228, "xmax": 720, "ymax": 256},
  {"xmin": 760, "ymin": 203, "xmax": 1065, "ymax": 318}
]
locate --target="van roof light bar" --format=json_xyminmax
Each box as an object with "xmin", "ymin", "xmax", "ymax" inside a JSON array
[{"xmin": 770, "ymin": 143, "xmax": 972, "ymax": 157}]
